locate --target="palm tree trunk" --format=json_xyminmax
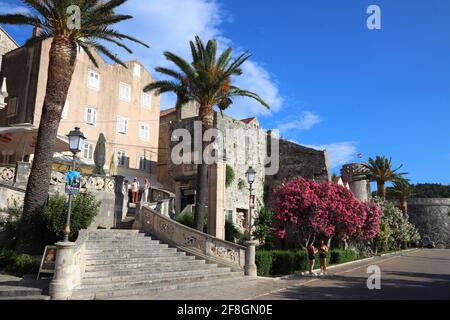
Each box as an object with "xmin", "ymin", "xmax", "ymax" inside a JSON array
[
  {"xmin": 400, "ymin": 198, "xmax": 408, "ymax": 215},
  {"xmin": 376, "ymin": 181, "xmax": 386, "ymax": 200},
  {"xmin": 194, "ymin": 104, "xmax": 214, "ymax": 232},
  {"xmin": 17, "ymin": 37, "xmax": 77, "ymax": 254}
]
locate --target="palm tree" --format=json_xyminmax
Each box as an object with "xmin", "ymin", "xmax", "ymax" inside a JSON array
[
  {"xmin": 392, "ymin": 178, "xmax": 414, "ymax": 215},
  {"xmin": 0, "ymin": 0, "xmax": 148, "ymax": 254},
  {"xmin": 355, "ymin": 156, "xmax": 407, "ymax": 200},
  {"xmin": 145, "ymin": 36, "xmax": 269, "ymax": 232}
]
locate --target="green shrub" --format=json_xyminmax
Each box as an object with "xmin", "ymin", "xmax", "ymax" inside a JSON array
[
  {"xmin": 0, "ymin": 206, "xmax": 23, "ymax": 248},
  {"xmin": 4, "ymin": 254, "xmax": 41, "ymax": 276},
  {"xmin": 42, "ymin": 192, "xmax": 100, "ymax": 242},
  {"xmin": 293, "ymin": 250, "xmax": 309, "ymax": 272},
  {"xmin": 0, "ymin": 247, "xmax": 15, "ymax": 268},
  {"xmin": 225, "ymin": 165, "xmax": 235, "ymax": 188},
  {"xmin": 224, "ymin": 219, "xmax": 246, "ymax": 243},
  {"xmin": 253, "ymin": 207, "xmax": 275, "ymax": 247},
  {"xmin": 175, "ymin": 210, "xmax": 208, "ymax": 233},
  {"xmin": 255, "ymin": 251, "xmax": 273, "ymax": 277},
  {"xmin": 0, "ymin": 247, "xmax": 41, "ymax": 276},
  {"xmin": 237, "ymin": 179, "xmax": 246, "ymax": 191},
  {"xmin": 271, "ymin": 250, "xmax": 296, "ymax": 275},
  {"xmin": 329, "ymin": 249, "xmax": 357, "ymax": 264}
]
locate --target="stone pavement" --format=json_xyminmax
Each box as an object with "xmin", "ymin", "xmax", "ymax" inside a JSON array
[
  {"xmin": 0, "ymin": 272, "xmax": 50, "ymax": 300},
  {"xmin": 111, "ymin": 249, "xmax": 450, "ymax": 300}
]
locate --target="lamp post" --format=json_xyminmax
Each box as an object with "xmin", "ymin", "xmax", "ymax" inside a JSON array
[
  {"xmin": 64, "ymin": 127, "xmax": 86, "ymax": 242},
  {"xmin": 245, "ymin": 166, "xmax": 256, "ymax": 240}
]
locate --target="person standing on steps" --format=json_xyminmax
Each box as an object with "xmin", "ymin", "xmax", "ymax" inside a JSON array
[
  {"xmin": 307, "ymin": 240, "xmax": 318, "ymax": 276},
  {"xmin": 142, "ymin": 178, "xmax": 150, "ymax": 204},
  {"xmin": 318, "ymin": 240, "xmax": 329, "ymax": 275},
  {"xmin": 131, "ymin": 177, "xmax": 140, "ymax": 204}
]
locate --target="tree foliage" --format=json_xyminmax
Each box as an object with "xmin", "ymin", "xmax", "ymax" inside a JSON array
[{"xmin": 270, "ymin": 178, "xmax": 383, "ymax": 249}]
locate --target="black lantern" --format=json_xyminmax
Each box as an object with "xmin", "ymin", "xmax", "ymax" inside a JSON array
[
  {"xmin": 67, "ymin": 127, "xmax": 86, "ymax": 154},
  {"xmin": 246, "ymin": 166, "xmax": 256, "ymax": 185}
]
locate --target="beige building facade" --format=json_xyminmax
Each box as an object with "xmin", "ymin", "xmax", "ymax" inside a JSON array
[
  {"xmin": 0, "ymin": 26, "xmax": 18, "ymax": 69},
  {"xmin": 0, "ymin": 37, "xmax": 160, "ymax": 182}
]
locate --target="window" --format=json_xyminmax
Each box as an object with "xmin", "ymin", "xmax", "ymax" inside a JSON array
[
  {"xmin": 139, "ymin": 123, "xmax": 149, "ymax": 141},
  {"xmin": 119, "ymin": 82, "xmax": 131, "ymax": 101},
  {"xmin": 133, "ymin": 63, "xmax": 141, "ymax": 77},
  {"xmin": 117, "ymin": 116, "xmax": 128, "ymax": 134},
  {"xmin": 138, "ymin": 155, "xmax": 146, "ymax": 170},
  {"xmin": 82, "ymin": 143, "xmax": 94, "ymax": 160},
  {"xmin": 117, "ymin": 151, "xmax": 126, "ymax": 166},
  {"xmin": 142, "ymin": 92, "xmax": 152, "ymax": 109},
  {"xmin": 84, "ymin": 107, "xmax": 97, "ymax": 126},
  {"xmin": 6, "ymin": 97, "xmax": 17, "ymax": 117},
  {"xmin": 88, "ymin": 69, "xmax": 100, "ymax": 90},
  {"xmin": 61, "ymin": 100, "xmax": 69, "ymax": 119}
]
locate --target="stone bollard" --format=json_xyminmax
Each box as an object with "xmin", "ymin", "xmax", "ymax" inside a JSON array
[
  {"xmin": 244, "ymin": 241, "xmax": 258, "ymax": 277},
  {"xmin": 49, "ymin": 242, "xmax": 76, "ymax": 300}
]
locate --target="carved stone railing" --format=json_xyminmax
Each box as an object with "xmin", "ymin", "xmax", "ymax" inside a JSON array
[
  {"xmin": 50, "ymin": 171, "xmax": 115, "ymax": 192},
  {"xmin": 140, "ymin": 205, "xmax": 257, "ymax": 276},
  {"xmin": 0, "ymin": 164, "xmax": 15, "ymax": 186}
]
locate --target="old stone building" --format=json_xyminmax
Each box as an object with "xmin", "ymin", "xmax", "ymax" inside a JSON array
[
  {"xmin": 0, "ymin": 26, "xmax": 18, "ymax": 69},
  {"xmin": 157, "ymin": 103, "xmax": 331, "ymax": 237},
  {"xmin": 0, "ymin": 34, "xmax": 160, "ymax": 183}
]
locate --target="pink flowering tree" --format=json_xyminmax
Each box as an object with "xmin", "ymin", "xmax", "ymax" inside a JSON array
[{"xmin": 270, "ymin": 177, "xmax": 383, "ymax": 249}]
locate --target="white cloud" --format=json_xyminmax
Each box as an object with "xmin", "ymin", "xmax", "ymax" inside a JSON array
[
  {"xmin": 278, "ymin": 111, "xmax": 322, "ymax": 133},
  {"xmin": 117, "ymin": 0, "xmax": 283, "ymax": 115},
  {"xmin": 305, "ymin": 142, "xmax": 358, "ymax": 168}
]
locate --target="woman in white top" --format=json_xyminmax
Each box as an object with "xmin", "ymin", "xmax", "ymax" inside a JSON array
[{"xmin": 131, "ymin": 177, "xmax": 139, "ymax": 204}]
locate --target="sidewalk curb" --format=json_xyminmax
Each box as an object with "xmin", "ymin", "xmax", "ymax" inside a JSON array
[{"xmin": 263, "ymin": 248, "xmax": 419, "ymax": 280}]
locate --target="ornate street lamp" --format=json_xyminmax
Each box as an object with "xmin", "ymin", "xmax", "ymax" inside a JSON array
[
  {"xmin": 64, "ymin": 127, "xmax": 86, "ymax": 242},
  {"xmin": 245, "ymin": 166, "xmax": 256, "ymax": 240}
]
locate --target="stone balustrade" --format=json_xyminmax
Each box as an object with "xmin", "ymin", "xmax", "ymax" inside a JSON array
[
  {"xmin": 140, "ymin": 205, "xmax": 257, "ymax": 276},
  {"xmin": 49, "ymin": 230, "xmax": 88, "ymax": 300},
  {"xmin": 0, "ymin": 164, "xmax": 15, "ymax": 185}
]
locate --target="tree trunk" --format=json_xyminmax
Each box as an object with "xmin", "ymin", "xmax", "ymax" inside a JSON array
[
  {"xmin": 376, "ymin": 181, "xmax": 386, "ymax": 199},
  {"xmin": 400, "ymin": 198, "xmax": 408, "ymax": 216},
  {"xmin": 194, "ymin": 104, "xmax": 214, "ymax": 232},
  {"xmin": 17, "ymin": 37, "xmax": 77, "ymax": 254}
]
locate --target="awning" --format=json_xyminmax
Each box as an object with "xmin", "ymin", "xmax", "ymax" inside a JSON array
[{"xmin": 0, "ymin": 126, "xmax": 69, "ymax": 160}]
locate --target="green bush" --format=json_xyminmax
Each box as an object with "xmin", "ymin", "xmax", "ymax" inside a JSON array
[
  {"xmin": 255, "ymin": 249, "xmax": 357, "ymax": 277},
  {"xmin": 225, "ymin": 165, "xmax": 235, "ymax": 188},
  {"xmin": 329, "ymin": 249, "xmax": 357, "ymax": 264},
  {"xmin": 174, "ymin": 209, "xmax": 208, "ymax": 233},
  {"xmin": 0, "ymin": 247, "xmax": 41, "ymax": 276},
  {"xmin": 224, "ymin": 219, "xmax": 246, "ymax": 243},
  {"xmin": 272, "ymin": 250, "xmax": 296, "ymax": 275},
  {"xmin": 253, "ymin": 207, "xmax": 275, "ymax": 247},
  {"xmin": 42, "ymin": 192, "xmax": 100, "ymax": 242},
  {"xmin": 255, "ymin": 251, "xmax": 273, "ymax": 277}
]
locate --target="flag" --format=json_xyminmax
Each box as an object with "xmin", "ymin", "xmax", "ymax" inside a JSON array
[{"xmin": 357, "ymin": 153, "xmax": 363, "ymax": 159}]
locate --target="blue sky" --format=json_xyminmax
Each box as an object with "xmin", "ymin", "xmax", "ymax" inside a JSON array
[{"xmin": 1, "ymin": 0, "xmax": 450, "ymax": 184}]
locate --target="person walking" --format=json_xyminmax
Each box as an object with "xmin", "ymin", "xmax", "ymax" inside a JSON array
[
  {"xmin": 131, "ymin": 177, "xmax": 140, "ymax": 204},
  {"xmin": 142, "ymin": 178, "xmax": 150, "ymax": 204},
  {"xmin": 318, "ymin": 240, "xmax": 329, "ymax": 275},
  {"xmin": 307, "ymin": 240, "xmax": 318, "ymax": 276}
]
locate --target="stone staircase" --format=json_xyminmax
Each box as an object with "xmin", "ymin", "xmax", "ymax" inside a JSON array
[{"xmin": 71, "ymin": 230, "xmax": 250, "ymax": 300}]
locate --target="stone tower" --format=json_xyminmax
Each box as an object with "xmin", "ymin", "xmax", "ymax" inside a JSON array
[
  {"xmin": 341, "ymin": 163, "xmax": 370, "ymax": 202},
  {"xmin": 0, "ymin": 26, "xmax": 19, "ymax": 70}
]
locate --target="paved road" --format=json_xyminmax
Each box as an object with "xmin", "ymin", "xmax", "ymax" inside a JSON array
[
  {"xmin": 257, "ymin": 249, "xmax": 450, "ymax": 300},
  {"xmin": 115, "ymin": 249, "xmax": 450, "ymax": 300}
]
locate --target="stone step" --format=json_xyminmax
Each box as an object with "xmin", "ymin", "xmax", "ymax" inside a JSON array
[
  {"xmin": 0, "ymin": 295, "xmax": 51, "ymax": 300},
  {"xmin": 84, "ymin": 256, "xmax": 200, "ymax": 271},
  {"xmin": 87, "ymin": 235, "xmax": 146, "ymax": 241},
  {"xmin": 84, "ymin": 253, "xmax": 195, "ymax": 266},
  {"xmin": 0, "ymin": 286, "xmax": 43, "ymax": 297},
  {"xmin": 71, "ymin": 273, "xmax": 249, "ymax": 300},
  {"xmin": 85, "ymin": 245, "xmax": 170, "ymax": 255},
  {"xmin": 87, "ymin": 230, "xmax": 141, "ymax": 236},
  {"xmin": 84, "ymin": 259, "xmax": 210, "ymax": 274},
  {"xmin": 81, "ymin": 267, "xmax": 232, "ymax": 285},
  {"xmin": 85, "ymin": 239, "xmax": 160, "ymax": 246},
  {"xmin": 84, "ymin": 248, "xmax": 179, "ymax": 260}
]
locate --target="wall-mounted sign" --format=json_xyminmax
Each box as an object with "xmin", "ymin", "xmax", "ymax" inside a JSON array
[
  {"xmin": 36, "ymin": 245, "xmax": 57, "ymax": 280},
  {"xmin": 65, "ymin": 171, "xmax": 81, "ymax": 195}
]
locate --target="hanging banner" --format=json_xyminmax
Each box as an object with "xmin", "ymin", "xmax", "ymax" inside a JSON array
[{"xmin": 65, "ymin": 171, "xmax": 81, "ymax": 195}]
